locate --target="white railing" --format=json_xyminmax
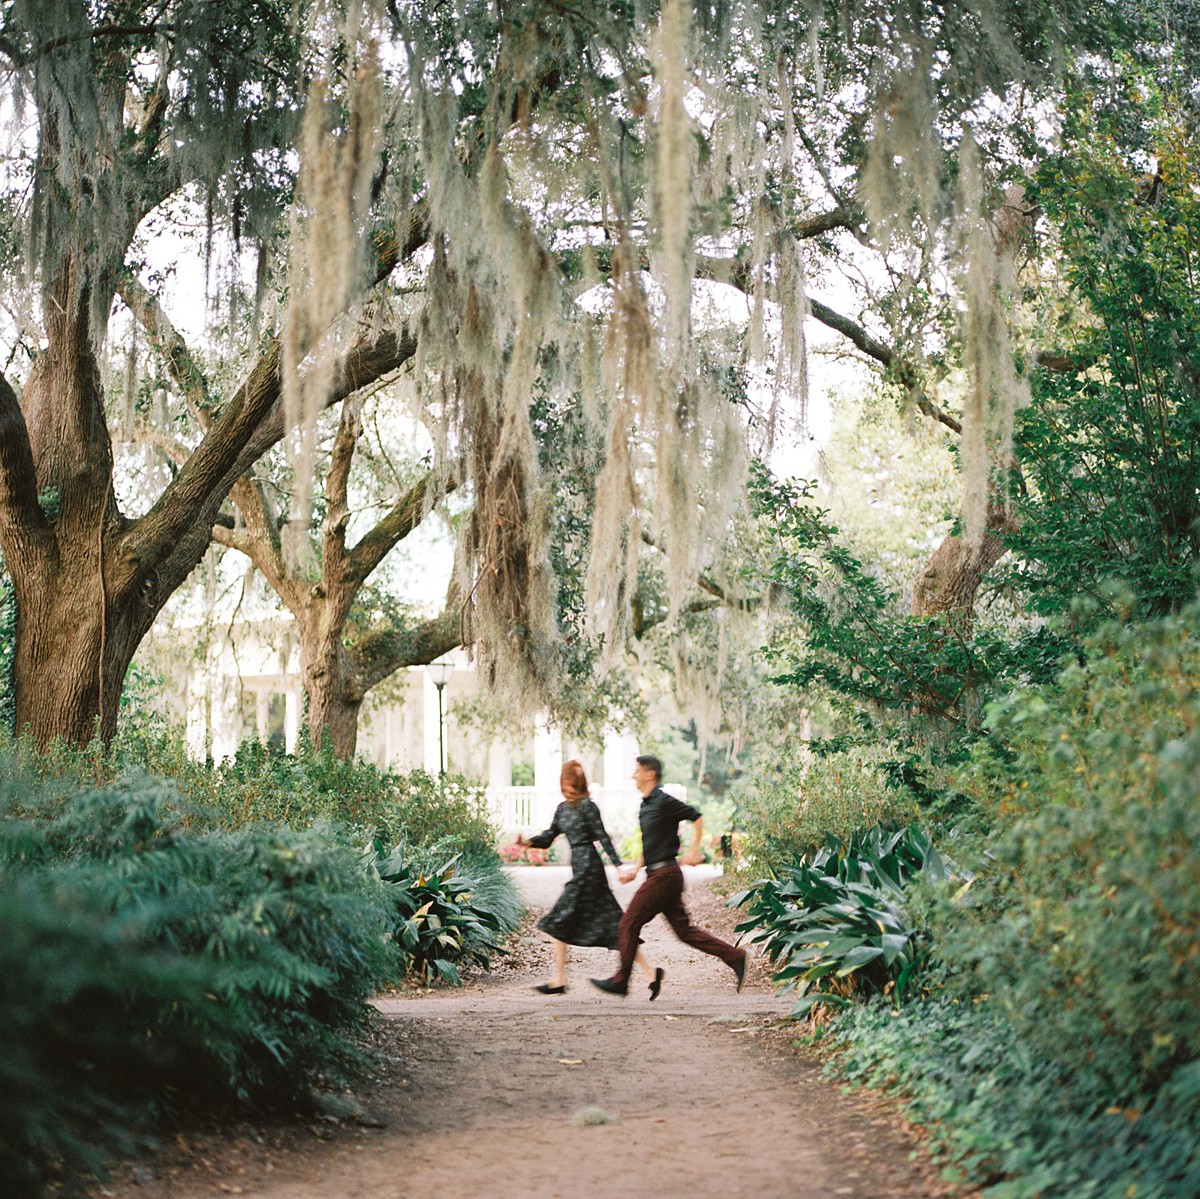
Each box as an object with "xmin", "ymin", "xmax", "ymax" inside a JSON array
[{"xmin": 487, "ymin": 783, "xmax": 688, "ymax": 840}]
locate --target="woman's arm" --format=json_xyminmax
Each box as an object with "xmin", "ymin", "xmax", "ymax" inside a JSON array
[
  {"xmin": 521, "ymin": 806, "xmax": 562, "ymax": 850},
  {"xmin": 585, "ymin": 800, "xmax": 622, "ymax": 867}
]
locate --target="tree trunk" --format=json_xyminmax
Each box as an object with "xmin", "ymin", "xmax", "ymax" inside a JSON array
[
  {"xmin": 6, "ymin": 262, "xmax": 148, "ymax": 745},
  {"xmin": 910, "ymin": 499, "xmax": 1017, "ymax": 626},
  {"xmin": 299, "ymin": 622, "xmax": 365, "ymax": 760}
]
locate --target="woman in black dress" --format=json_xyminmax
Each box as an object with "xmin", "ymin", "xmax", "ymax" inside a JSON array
[{"xmin": 516, "ymin": 760, "xmax": 662, "ymax": 996}]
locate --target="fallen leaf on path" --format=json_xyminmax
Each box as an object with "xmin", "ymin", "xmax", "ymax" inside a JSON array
[{"xmin": 557, "ymin": 1058, "xmax": 584, "ymax": 1065}]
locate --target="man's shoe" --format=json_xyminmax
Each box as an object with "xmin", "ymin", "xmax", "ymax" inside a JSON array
[
  {"xmin": 733, "ymin": 953, "xmax": 748, "ymax": 994},
  {"xmin": 648, "ymin": 967, "xmax": 665, "ymax": 1001},
  {"xmin": 534, "ymin": 983, "xmax": 566, "ymax": 995},
  {"xmin": 590, "ymin": 977, "xmax": 628, "ymax": 996}
]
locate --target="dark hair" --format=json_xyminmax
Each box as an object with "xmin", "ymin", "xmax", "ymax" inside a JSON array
[{"xmin": 636, "ymin": 754, "xmax": 663, "ymax": 782}]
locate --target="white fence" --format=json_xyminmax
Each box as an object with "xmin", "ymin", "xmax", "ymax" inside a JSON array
[{"xmin": 487, "ymin": 784, "xmax": 688, "ymax": 840}]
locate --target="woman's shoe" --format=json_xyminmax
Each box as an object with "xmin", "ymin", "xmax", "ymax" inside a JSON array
[
  {"xmin": 648, "ymin": 967, "xmax": 665, "ymax": 1001},
  {"xmin": 534, "ymin": 983, "xmax": 567, "ymax": 994}
]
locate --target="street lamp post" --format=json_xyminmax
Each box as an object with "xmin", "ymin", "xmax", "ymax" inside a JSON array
[{"xmin": 426, "ymin": 659, "xmax": 455, "ymax": 777}]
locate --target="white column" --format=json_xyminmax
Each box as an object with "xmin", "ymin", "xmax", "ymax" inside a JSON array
[
  {"xmin": 284, "ymin": 686, "xmax": 300, "ymax": 754},
  {"xmin": 422, "ymin": 671, "xmax": 440, "ymax": 773},
  {"xmin": 488, "ymin": 738, "xmax": 511, "ymax": 788},
  {"xmin": 532, "ymin": 723, "xmax": 563, "ymax": 830},
  {"xmin": 604, "ymin": 731, "xmax": 639, "ymax": 796}
]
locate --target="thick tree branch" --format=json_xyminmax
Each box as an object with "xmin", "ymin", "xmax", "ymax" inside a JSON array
[
  {"xmin": 226, "ymin": 475, "xmax": 289, "ymax": 599},
  {"xmin": 632, "ymin": 595, "xmax": 722, "ymax": 639},
  {"xmin": 353, "ymin": 602, "xmax": 464, "ymax": 693},
  {"xmin": 322, "ymin": 397, "xmax": 362, "ymax": 583},
  {"xmin": 209, "ymin": 522, "xmax": 259, "ymax": 560},
  {"xmin": 0, "ymin": 372, "xmax": 55, "ymax": 569},
  {"xmin": 117, "ymin": 273, "xmax": 214, "ymax": 423},
  {"xmin": 347, "ymin": 470, "xmax": 458, "ymax": 586},
  {"xmin": 122, "ymin": 329, "xmax": 417, "ymax": 589},
  {"xmin": 637, "ymin": 529, "xmax": 762, "ymax": 623},
  {"xmin": 789, "ymin": 205, "xmax": 861, "ymax": 241},
  {"xmin": 806, "ymin": 297, "xmax": 965, "ymax": 436},
  {"xmin": 370, "ymin": 201, "xmax": 430, "ymax": 287}
]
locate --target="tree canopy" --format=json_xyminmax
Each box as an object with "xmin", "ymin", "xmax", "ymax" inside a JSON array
[{"xmin": 0, "ymin": 0, "xmax": 1195, "ymax": 749}]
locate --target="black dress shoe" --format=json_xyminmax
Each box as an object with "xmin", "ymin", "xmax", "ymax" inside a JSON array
[
  {"xmin": 648, "ymin": 967, "xmax": 665, "ymax": 1001},
  {"xmin": 534, "ymin": 983, "xmax": 566, "ymax": 994},
  {"xmin": 589, "ymin": 977, "xmax": 628, "ymax": 996}
]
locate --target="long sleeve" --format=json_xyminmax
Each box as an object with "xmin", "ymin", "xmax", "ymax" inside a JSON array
[
  {"xmin": 583, "ymin": 799, "xmax": 622, "ymax": 867},
  {"xmin": 525, "ymin": 805, "xmax": 563, "ymax": 850}
]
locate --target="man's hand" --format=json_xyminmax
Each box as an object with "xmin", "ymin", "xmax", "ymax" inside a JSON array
[{"xmin": 681, "ymin": 816, "xmax": 705, "ymax": 867}]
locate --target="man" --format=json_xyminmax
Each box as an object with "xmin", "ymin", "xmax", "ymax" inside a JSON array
[{"xmin": 590, "ymin": 754, "xmax": 748, "ymax": 998}]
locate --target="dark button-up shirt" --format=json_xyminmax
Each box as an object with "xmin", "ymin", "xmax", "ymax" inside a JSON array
[{"xmin": 638, "ymin": 786, "xmax": 702, "ymax": 866}]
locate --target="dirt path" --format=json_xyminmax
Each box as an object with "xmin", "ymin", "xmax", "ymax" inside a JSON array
[{"xmin": 90, "ymin": 867, "xmax": 956, "ymax": 1199}]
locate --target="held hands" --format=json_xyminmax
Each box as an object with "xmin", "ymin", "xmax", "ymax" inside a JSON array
[{"xmin": 617, "ymin": 866, "xmax": 639, "ymax": 884}]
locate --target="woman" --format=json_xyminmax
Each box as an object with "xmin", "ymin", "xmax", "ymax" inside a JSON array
[{"xmin": 516, "ymin": 760, "xmax": 663, "ymax": 997}]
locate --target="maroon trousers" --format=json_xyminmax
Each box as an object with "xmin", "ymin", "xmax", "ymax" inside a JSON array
[{"xmin": 612, "ymin": 863, "xmax": 743, "ymax": 987}]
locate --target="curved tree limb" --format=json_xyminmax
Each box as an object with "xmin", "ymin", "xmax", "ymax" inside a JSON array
[
  {"xmin": 0, "ymin": 372, "xmax": 54, "ymax": 571},
  {"xmin": 117, "ymin": 273, "xmax": 214, "ymax": 423},
  {"xmin": 354, "ymin": 601, "xmax": 464, "ymax": 693},
  {"xmin": 806, "ymin": 297, "xmax": 964, "ymax": 436},
  {"xmin": 348, "ymin": 470, "xmax": 459, "ymax": 587}
]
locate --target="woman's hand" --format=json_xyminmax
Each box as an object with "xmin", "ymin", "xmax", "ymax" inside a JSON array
[{"xmin": 514, "ymin": 833, "xmax": 529, "ymax": 848}]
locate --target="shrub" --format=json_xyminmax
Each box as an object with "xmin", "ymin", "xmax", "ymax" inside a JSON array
[
  {"xmin": 0, "ymin": 728, "xmax": 499, "ymax": 853},
  {"xmin": 943, "ymin": 606, "xmax": 1200, "ymax": 1108},
  {"xmin": 206, "ymin": 744, "xmax": 496, "ymax": 849},
  {"xmin": 733, "ymin": 749, "xmax": 918, "ymax": 875},
  {"xmin": 4, "ymin": 779, "xmax": 397, "ymax": 1098},
  {"xmin": 371, "ymin": 843, "xmax": 511, "ymax": 984},
  {"xmin": 824, "ymin": 607, "xmax": 1200, "ymax": 1198},
  {"xmin": 733, "ymin": 824, "xmax": 955, "ymax": 1015},
  {"xmin": 828, "ymin": 997, "xmax": 1200, "ymax": 1199},
  {"xmin": 0, "ymin": 740, "xmax": 523, "ymax": 1193},
  {"xmin": 0, "ymin": 874, "xmax": 220, "ymax": 1196}
]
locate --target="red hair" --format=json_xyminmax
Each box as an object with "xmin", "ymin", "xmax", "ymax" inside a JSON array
[{"xmin": 560, "ymin": 759, "xmax": 590, "ymax": 804}]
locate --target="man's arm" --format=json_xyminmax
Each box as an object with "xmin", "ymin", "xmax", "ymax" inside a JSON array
[
  {"xmin": 618, "ymin": 853, "xmax": 644, "ymax": 885},
  {"xmin": 681, "ymin": 816, "xmax": 705, "ymax": 867}
]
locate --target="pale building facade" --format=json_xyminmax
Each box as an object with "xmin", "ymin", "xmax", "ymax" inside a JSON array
[{"xmin": 142, "ymin": 621, "xmax": 654, "ymax": 840}]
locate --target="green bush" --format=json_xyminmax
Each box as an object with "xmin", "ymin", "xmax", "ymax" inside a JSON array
[
  {"xmin": 0, "ymin": 770, "xmax": 400, "ymax": 1194},
  {"xmin": 0, "ymin": 725, "xmax": 524, "ymax": 1193},
  {"xmin": 0, "ymin": 728, "xmax": 499, "ymax": 852},
  {"xmin": 828, "ymin": 998, "xmax": 1200, "ymax": 1199},
  {"xmin": 371, "ymin": 843, "xmax": 511, "ymax": 984},
  {"xmin": 409, "ymin": 837, "xmax": 525, "ymax": 935},
  {"xmin": 819, "ymin": 608, "xmax": 1200, "ymax": 1198},
  {"xmin": 1, "ymin": 778, "xmax": 398, "ymax": 1101},
  {"xmin": 733, "ymin": 824, "xmax": 953, "ymax": 1014},
  {"xmin": 204, "ymin": 742, "xmax": 495, "ymax": 849},
  {"xmin": 944, "ymin": 606, "xmax": 1200, "ymax": 1107},
  {"xmin": 0, "ymin": 874, "xmax": 220, "ymax": 1196},
  {"xmin": 733, "ymin": 749, "xmax": 918, "ymax": 874}
]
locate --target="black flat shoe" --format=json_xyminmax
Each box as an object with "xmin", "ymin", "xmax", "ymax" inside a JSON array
[
  {"xmin": 648, "ymin": 967, "xmax": 665, "ymax": 1001},
  {"xmin": 534, "ymin": 983, "xmax": 566, "ymax": 994},
  {"xmin": 589, "ymin": 977, "xmax": 628, "ymax": 996}
]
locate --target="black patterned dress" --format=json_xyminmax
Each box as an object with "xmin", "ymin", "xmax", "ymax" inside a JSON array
[{"xmin": 526, "ymin": 797, "xmax": 625, "ymax": 948}]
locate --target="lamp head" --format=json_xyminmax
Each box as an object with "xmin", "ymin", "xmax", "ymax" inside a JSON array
[{"xmin": 426, "ymin": 659, "xmax": 455, "ymax": 689}]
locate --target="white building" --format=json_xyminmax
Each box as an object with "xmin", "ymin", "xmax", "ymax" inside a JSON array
[{"xmin": 141, "ymin": 621, "xmax": 658, "ymax": 841}]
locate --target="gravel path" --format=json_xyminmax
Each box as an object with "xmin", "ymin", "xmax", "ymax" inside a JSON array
[{"xmin": 88, "ymin": 866, "xmax": 960, "ymax": 1199}]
